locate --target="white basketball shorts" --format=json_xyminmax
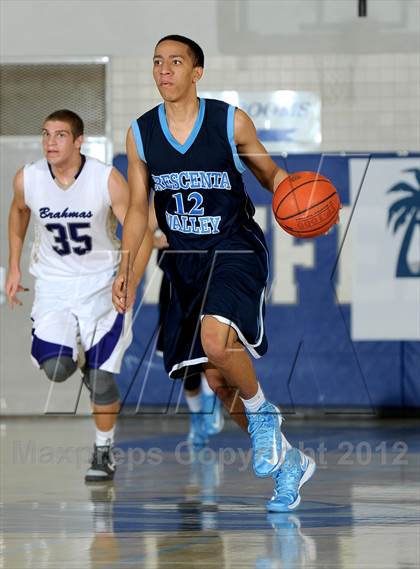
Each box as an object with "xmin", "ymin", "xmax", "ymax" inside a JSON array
[{"xmin": 30, "ymin": 272, "xmax": 132, "ymax": 373}]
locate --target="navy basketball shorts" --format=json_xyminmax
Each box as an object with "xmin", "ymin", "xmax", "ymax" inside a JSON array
[{"xmin": 161, "ymin": 231, "xmax": 269, "ymax": 379}]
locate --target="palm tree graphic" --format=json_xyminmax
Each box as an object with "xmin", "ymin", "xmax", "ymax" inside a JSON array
[{"xmin": 387, "ymin": 168, "xmax": 420, "ymax": 277}]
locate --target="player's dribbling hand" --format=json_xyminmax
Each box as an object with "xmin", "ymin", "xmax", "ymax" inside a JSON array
[{"xmin": 5, "ymin": 269, "xmax": 29, "ymax": 308}]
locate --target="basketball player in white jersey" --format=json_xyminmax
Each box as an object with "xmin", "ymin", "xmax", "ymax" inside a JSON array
[{"xmin": 6, "ymin": 109, "xmax": 152, "ymax": 482}]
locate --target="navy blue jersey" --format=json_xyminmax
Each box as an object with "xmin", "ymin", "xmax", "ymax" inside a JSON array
[{"xmin": 131, "ymin": 98, "xmax": 259, "ymax": 250}]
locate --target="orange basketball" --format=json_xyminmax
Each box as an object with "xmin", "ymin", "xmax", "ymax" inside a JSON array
[{"xmin": 272, "ymin": 171, "xmax": 341, "ymax": 238}]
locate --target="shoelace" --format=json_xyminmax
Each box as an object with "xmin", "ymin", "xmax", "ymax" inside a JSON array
[
  {"xmin": 93, "ymin": 446, "xmax": 110, "ymax": 467},
  {"xmin": 274, "ymin": 461, "xmax": 301, "ymax": 495},
  {"xmin": 248, "ymin": 412, "xmax": 273, "ymax": 437}
]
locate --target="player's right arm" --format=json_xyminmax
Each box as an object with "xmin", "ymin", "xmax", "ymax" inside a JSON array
[
  {"xmin": 6, "ymin": 168, "xmax": 31, "ymax": 308},
  {"xmin": 112, "ymin": 128, "xmax": 150, "ymax": 313}
]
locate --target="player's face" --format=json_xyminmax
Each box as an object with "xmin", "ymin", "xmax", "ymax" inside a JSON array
[
  {"xmin": 41, "ymin": 120, "xmax": 83, "ymax": 166},
  {"xmin": 153, "ymin": 40, "xmax": 203, "ymax": 102}
]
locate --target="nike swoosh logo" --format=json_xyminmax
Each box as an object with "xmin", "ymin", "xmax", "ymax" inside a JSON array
[{"xmin": 262, "ymin": 419, "xmax": 283, "ymax": 468}]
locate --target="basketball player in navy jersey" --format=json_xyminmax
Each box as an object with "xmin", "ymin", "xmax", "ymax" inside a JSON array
[
  {"xmin": 149, "ymin": 202, "xmax": 224, "ymax": 445},
  {"xmin": 6, "ymin": 109, "xmax": 152, "ymax": 483},
  {"xmin": 113, "ymin": 36, "xmax": 315, "ymax": 511}
]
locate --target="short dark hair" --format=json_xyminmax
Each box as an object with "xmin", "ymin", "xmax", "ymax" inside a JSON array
[
  {"xmin": 43, "ymin": 109, "xmax": 84, "ymax": 139},
  {"xmin": 156, "ymin": 35, "xmax": 204, "ymax": 68}
]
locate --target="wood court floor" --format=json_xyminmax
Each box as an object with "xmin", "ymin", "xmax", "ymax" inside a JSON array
[{"xmin": 2, "ymin": 415, "xmax": 420, "ymax": 568}]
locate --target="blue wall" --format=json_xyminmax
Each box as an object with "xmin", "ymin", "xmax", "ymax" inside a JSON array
[{"xmin": 113, "ymin": 153, "xmax": 420, "ymax": 411}]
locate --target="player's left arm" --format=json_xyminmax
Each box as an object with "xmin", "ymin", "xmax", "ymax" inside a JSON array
[
  {"xmin": 234, "ymin": 108, "xmax": 289, "ymax": 193},
  {"xmin": 108, "ymin": 167, "xmax": 153, "ymax": 286}
]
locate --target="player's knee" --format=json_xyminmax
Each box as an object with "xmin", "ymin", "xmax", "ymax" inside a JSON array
[
  {"xmin": 201, "ymin": 316, "xmax": 236, "ymax": 366},
  {"xmin": 42, "ymin": 357, "xmax": 77, "ymax": 383},
  {"xmin": 201, "ymin": 329, "xmax": 230, "ymax": 366},
  {"xmin": 83, "ymin": 369, "xmax": 120, "ymax": 405}
]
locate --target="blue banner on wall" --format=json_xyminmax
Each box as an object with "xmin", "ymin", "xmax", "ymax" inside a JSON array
[{"xmin": 113, "ymin": 153, "xmax": 420, "ymax": 411}]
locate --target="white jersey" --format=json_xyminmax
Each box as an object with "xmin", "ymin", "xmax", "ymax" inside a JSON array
[{"xmin": 24, "ymin": 156, "xmax": 120, "ymax": 280}]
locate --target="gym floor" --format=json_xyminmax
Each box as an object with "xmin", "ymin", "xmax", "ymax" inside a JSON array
[{"xmin": 2, "ymin": 415, "xmax": 420, "ymax": 568}]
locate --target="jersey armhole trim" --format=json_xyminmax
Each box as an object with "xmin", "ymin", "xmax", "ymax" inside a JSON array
[
  {"xmin": 104, "ymin": 164, "xmax": 113, "ymax": 207},
  {"xmin": 131, "ymin": 119, "xmax": 147, "ymax": 163},
  {"xmin": 22, "ymin": 165, "xmax": 31, "ymax": 208},
  {"xmin": 227, "ymin": 105, "xmax": 246, "ymax": 174}
]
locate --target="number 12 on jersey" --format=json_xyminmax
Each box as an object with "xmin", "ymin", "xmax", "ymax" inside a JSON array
[{"xmin": 172, "ymin": 192, "xmax": 204, "ymax": 216}]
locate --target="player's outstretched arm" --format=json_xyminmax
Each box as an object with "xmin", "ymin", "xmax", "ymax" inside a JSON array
[
  {"xmin": 6, "ymin": 168, "xmax": 30, "ymax": 308},
  {"xmin": 234, "ymin": 108, "xmax": 289, "ymax": 193},
  {"xmin": 112, "ymin": 128, "xmax": 150, "ymax": 313}
]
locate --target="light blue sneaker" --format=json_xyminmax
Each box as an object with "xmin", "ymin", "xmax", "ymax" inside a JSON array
[
  {"xmin": 246, "ymin": 401, "xmax": 286, "ymax": 477},
  {"xmin": 201, "ymin": 391, "xmax": 224, "ymax": 436},
  {"xmin": 267, "ymin": 448, "xmax": 316, "ymax": 512},
  {"xmin": 188, "ymin": 413, "xmax": 209, "ymax": 447}
]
